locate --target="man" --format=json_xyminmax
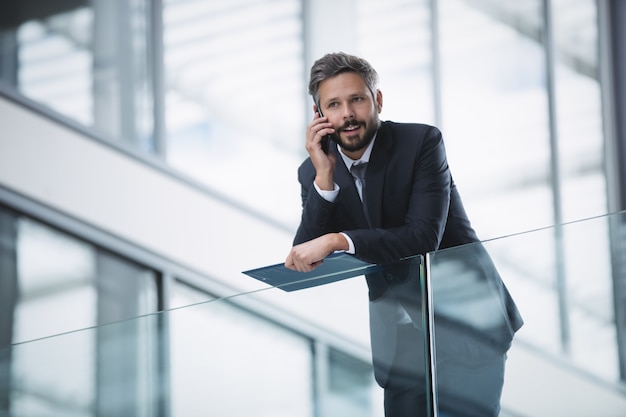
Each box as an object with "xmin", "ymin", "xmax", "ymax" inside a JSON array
[{"xmin": 285, "ymin": 52, "xmax": 522, "ymax": 417}]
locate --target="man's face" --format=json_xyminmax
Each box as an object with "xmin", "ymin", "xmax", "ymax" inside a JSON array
[{"xmin": 317, "ymin": 72, "xmax": 382, "ymax": 156}]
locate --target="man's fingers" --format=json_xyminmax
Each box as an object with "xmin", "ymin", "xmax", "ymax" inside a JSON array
[
  {"xmin": 284, "ymin": 248, "xmax": 323, "ymax": 272},
  {"xmin": 310, "ymin": 259, "xmax": 323, "ymax": 268}
]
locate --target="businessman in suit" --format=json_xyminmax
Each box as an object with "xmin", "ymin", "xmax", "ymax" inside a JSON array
[{"xmin": 285, "ymin": 52, "xmax": 523, "ymax": 417}]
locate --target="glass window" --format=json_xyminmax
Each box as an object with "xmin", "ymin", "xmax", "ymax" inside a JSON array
[
  {"xmin": 324, "ymin": 348, "xmax": 377, "ymax": 417},
  {"xmin": 0, "ymin": 0, "xmax": 156, "ymax": 151},
  {"xmin": 161, "ymin": 0, "xmax": 433, "ymax": 229},
  {"xmin": 9, "ymin": 215, "xmax": 158, "ymax": 343},
  {"xmin": 355, "ymin": 0, "xmax": 435, "ymax": 124},
  {"xmin": 11, "ymin": 215, "xmax": 96, "ymax": 342},
  {"xmin": 439, "ymin": 0, "xmax": 551, "ymax": 239},
  {"xmin": 162, "ymin": 0, "xmax": 306, "ymax": 228},
  {"xmin": 551, "ymin": 0, "xmax": 606, "ymax": 222},
  {"xmin": 169, "ymin": 281, "xmax": 314, "ymax": 416},
  {"xmin": 0, "ymin": 206, "xmax": 160, "ymax": 416},
  {"xmin": 437, "ymin": 0, "xmax": 614, "ymax": 382},
  {"xmin": 549, "ymin": 0, "xmax": 614, "ymax": 381}
]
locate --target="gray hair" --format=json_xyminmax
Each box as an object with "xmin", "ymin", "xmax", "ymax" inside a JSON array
[{"xmin": 308, "ymin": 52, "xmax": 379, "ymax": 105}]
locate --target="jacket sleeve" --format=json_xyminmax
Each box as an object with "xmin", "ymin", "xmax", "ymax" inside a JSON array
[
  {"xmin": 346, "ymin": 126, "xmax": 451, "ymax": 264},
  {"xmin": 292, "ymin": 160, "xmax": 339, "ymax": 245}
]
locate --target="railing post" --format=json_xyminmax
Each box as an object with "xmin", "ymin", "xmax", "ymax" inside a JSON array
[{"xmin": 422, "ymin": 253, "xmax": 438, "ymax": 417}]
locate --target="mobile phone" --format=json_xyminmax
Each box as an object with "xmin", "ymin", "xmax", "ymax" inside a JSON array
[{"xmin": 315, "ymin": 101, "xmax": 332, "ymax": 154}]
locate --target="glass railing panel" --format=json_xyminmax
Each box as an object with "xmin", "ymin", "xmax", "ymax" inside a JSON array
[
  {"xmin": 427, "ymin": 212, "xmax": 626, "ymax": 417},
  {"xmin": 241, "ymin": 253, "xmax": 430, "ymax": 417},
  {"xmin": 0, "ymin": 254, "xmax": 426, "ymax": 417},
  {"xmin": 269, "ymin": 255, "xmax": 432, "ymax": 417},
  {"xmin": 167, "ymin": 294, "xmax": 315, "ymax": 417}
]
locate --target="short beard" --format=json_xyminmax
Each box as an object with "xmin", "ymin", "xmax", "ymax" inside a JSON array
[{"xmin": 334, "ymin": 117, "xmax": 379, "ymax": 153}]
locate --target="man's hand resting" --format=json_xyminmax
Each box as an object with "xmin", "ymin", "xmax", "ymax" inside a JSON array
[{"xmin": 285, "ymin": 233, "xmax": 349, "ymax": 272}]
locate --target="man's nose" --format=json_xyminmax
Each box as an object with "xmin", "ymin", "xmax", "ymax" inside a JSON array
[{"xmin": 342, "ymin": 103, "xmax": 355, "ymax": 119}]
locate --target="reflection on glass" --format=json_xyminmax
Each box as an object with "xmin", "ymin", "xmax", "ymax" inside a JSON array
[
  {"xmin": 486, "ymin": 215, "xmax": 620, "ymax": 382},
  {"xmin": 428, "ymin": 212, "xmax": 626, "ymax": 416},
  {"xmin": 428, "ymin": 241, "xmax": 523, "ymax": 416}
]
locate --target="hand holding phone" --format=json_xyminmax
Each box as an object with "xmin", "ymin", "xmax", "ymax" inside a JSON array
[{"xmin": 315, "ymin": 102, "xmax": 332, "ymax": 154}]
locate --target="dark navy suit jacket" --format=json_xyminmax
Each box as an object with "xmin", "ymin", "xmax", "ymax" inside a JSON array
[{"xmin": 293, "ymin": 121, "xmax": 523, "ymax": 388}]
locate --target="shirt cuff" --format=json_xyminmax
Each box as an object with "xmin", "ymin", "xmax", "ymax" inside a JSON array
[
  {"xmin": 314, "ymin": 181, "xmax": 339, "ymax": 202},
  {"xmin": 340, "ymin": 232, "xmax": 356, "ymax": 254}
]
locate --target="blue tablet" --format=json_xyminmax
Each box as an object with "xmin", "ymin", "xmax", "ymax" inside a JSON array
[{"xmin": 242, "ymin": 252, "xmax": 381, "ymax": 291}]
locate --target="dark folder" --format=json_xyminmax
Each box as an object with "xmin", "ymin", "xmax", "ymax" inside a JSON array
[{"xmin": 242, "ymin": 252, "xmax": 381, "ymax": 291}]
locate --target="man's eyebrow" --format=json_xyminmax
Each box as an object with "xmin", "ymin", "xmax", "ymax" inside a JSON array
[
  {"xmin": 320, "ymin": 96, "xmax": 338, "ymax": 107},
  {"xmin": 323, "ymin": 91, "xmax": 368, "ymax": 105}
]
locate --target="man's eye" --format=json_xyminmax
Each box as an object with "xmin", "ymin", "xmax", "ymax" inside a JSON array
[
  {"xmin": 353, "ymin": 96, "xmax": 364, "ymax": 102},
  {"xmin": 328, "ymin": 102, "xmax": 338, "ymax": 108}
]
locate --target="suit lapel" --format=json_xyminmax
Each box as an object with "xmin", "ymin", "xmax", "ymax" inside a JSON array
[{"xmin": 365, "ymin": 123, "xmax": 392, "ymax": 228}]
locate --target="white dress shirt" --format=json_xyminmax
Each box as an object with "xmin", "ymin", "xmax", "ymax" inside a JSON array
[{"xmin": 313, "ymin": 135, "xmax": 376, "ymax": 254}]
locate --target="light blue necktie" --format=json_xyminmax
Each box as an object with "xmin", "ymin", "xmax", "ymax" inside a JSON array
[{"xmin": 350, "ymin": 162, "xmax": 367, "ymax": 201}]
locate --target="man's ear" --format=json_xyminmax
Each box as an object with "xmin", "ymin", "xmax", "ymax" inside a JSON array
[{"xmin": 376, "ymin": 89, "xmax": 383, "ymax": 113}]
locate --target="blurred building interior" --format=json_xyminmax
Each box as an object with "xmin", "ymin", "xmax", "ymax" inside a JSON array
[{"xmin": 1, "ymin": 0, "xmax": 626, "ymax": 416}]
